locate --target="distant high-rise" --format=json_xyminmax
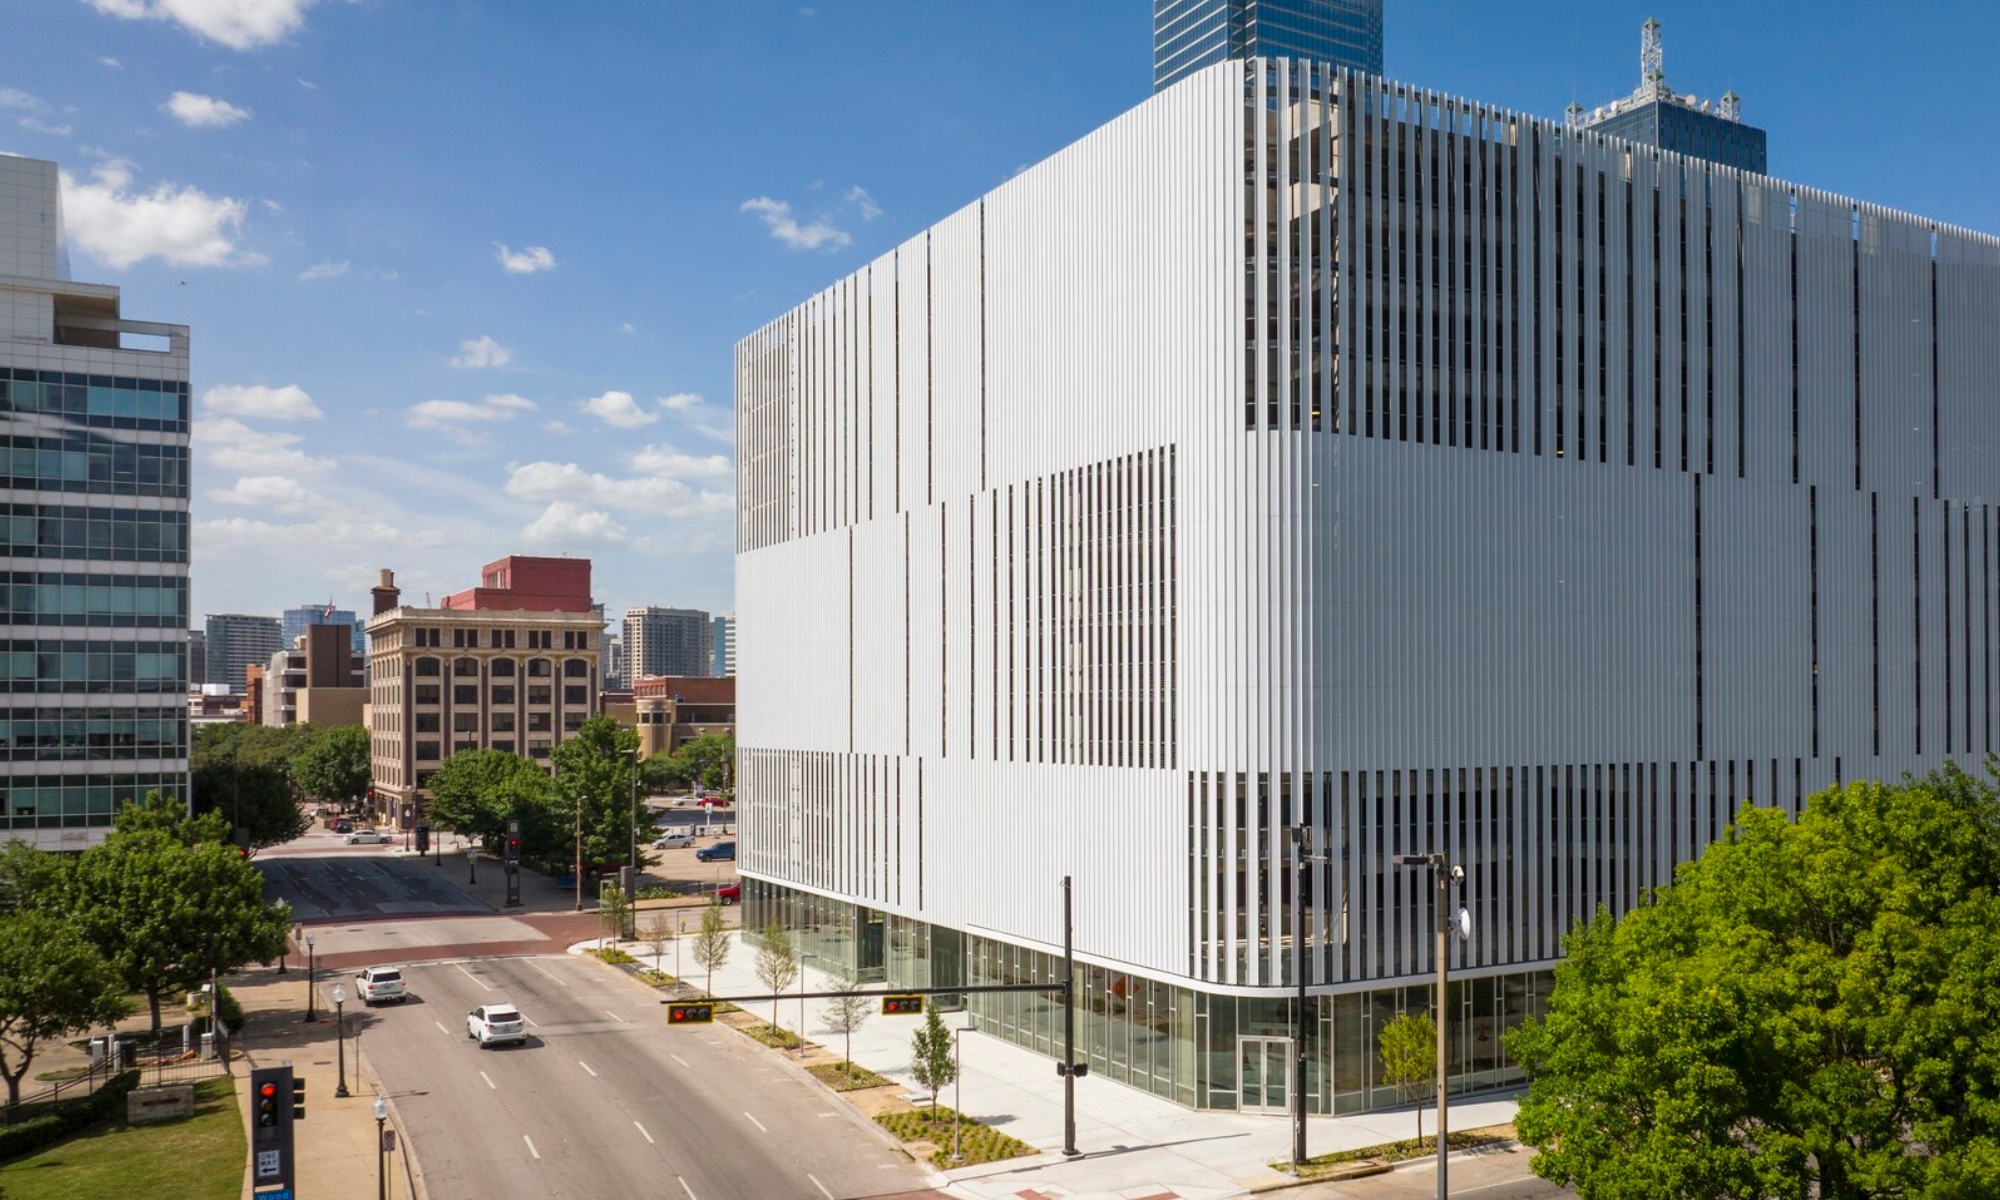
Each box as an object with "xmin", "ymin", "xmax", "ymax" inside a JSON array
[
  {"xmin": 624, "ymin": 607, "xmax": 712, "ymax": 679},
  {"xmin": 712, "ymin": 614, "xmax": 734, "ymax": 677},
  {"xmin": 205, "ymin": 614, "xmax": 283, "ymax": 692},
  {"xmin": 1574, "ymin": 18, "xmax": 1767, "ymax": 174},
  {"xmin": 1154, "ymin": 0, "xmax": 1382, "ymax": 92},
  {"xmin": 283, "ymin": 604, "xmax": 365, "ymax": 655},
  {"xmin": 1, "ymin": 156, "xmax": 191, "ymax": 849}
]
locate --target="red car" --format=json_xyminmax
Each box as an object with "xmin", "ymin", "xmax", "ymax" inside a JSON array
[
  {"xmin": 698, "ymin": 796, "xmax": 731, "ymax": 809},
  {"xmin": 717, "ymin": 884, "xmax": 740, "ymax": 906}
]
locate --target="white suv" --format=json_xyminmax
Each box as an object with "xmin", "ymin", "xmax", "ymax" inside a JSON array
[
  {"xmin": 467, "ymin": 1003, "xmax": 527, "ymax": 1048},
  {"xmin": 355, "ymin": 967, "xmax": 407, "ymax": 1005}
]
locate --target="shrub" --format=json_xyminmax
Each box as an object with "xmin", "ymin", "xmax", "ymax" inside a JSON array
[
  {"xmin": 215, "ymin": 982, "xmax": 245, "ymax": 1033},
  {"xmin": 0, "ymin": 1069, "xmax": 140, "ymax": 1163}
]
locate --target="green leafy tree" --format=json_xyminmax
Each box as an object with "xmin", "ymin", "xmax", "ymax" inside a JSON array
[
  {"xmin": 1377, "ymin": 1011, "xmax": 1437, "ymax": 1149},
  {"xmin": 0, "ymin": 840, "xmax": 67, "ymax": 915},
  {"xmin": 673, "ymin": 732, "xmax": 735, "ymax": 792},
  {"xmin": 59, "ymin": 829, "xmax": 292, "ymax": 1032},
  {"xmin": 291, "ymin": 725, "xmax": 371, "ymax": 807},
  {"xmin": 691, "ymin": 899, "xmax": 732, "ymax": 996},
  {"xmin": 910, "ymin": 1007, "xmax": 957, "ymax": 1113},
  {"xmin": 426, "ymin": 749, "xmax": 558, "ymax": 852},
  {"xmin": 191, "ymin": 760, "xmax": 307, "ymax": 850},
  {"xmin": 0, "ymin": 910, "xmax": 131, "ymax": 1105},
  {"xmin": 600, "ymin": 882, "xmax": 632, "ymax": 943},
  {"xmin": 819, "ymin": 960, "xmax": 873, "ymax": 1074},
  {"xmin": 115, "ymin": 793, "xmax": 229, "ymax": 846},
  {"xmin": 1506, "ymin": 763, "xmax": 2000, "ymax": 1199},
  {"xmin": 552, "ymin": 717, "xmax": 645, "ymax": 875},
  {"xmin": 754, "ymin": 921, "xmax": 798, "ymax": 1041},
  {"xmin": 192, "ymin": 721, "xmax": 325, "ymax": 773}
]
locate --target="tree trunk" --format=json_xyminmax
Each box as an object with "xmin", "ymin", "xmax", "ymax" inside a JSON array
[
  {"xmin": 147, "ymin": 985, "xmax": 164, "ymax": 1034},
  {"xmin": 845, "ymin": 1027, "xmax": 851, "ymax": 1074},
  {"xmin": 1416, "ymin": 1101, "xmax": 1424, "ymax": 1151},
  {"xmin": 2, "ymin": 1059, "xmax": 24, "ymax": 1106}
]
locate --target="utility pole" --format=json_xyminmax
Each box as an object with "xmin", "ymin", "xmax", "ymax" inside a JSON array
[
  {"xmin": 1061, "ymin": 875, "xmax": 1079, "ymax": 1157},
  {"xmin": 1395, "ymin": 851, "xmax": 1466, "ymax": 1200}
]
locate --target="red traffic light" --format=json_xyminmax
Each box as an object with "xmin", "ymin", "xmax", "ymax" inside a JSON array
[
  {"xmin": 881, "ymin": 994, "xmax": 923, "ymax": 1016},
  {"xmin": 666, "ymin": 1003, "xmax": 714, "ymax": 1024},
  {"xmin": 259, "ymin": 1083, "xmax": 277, "ymax": 1098}
]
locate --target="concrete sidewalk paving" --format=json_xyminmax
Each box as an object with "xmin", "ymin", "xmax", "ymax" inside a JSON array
[{"xmin": 576, "ymin": 932, "xmax": 1517, "ymax": 1200}]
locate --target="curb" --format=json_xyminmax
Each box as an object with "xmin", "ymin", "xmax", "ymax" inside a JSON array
[{"xmin": 1245, "ymin": 1161, "xmax": 1394, "ymax": 1192}]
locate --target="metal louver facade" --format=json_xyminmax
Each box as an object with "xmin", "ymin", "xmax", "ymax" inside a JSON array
[{"xmin": 734, "ymin": 59, "xmax": 2000, "ymax": 1111}]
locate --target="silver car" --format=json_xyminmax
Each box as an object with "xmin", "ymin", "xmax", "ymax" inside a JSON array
[
  {"xmin": 651, "ymin": 830, "xmax": 695, "ymax": 850},
  {"xmin": 467, "ymin": 1003, "xmax": 528, "ymax": 1048},
  {"xmin": 345, "ymin": 828, "xmax": 390, "ymax": 845}
]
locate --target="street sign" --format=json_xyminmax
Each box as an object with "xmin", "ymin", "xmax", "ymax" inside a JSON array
[{"xmin": 256, "ymin": 1149, "xmax": 281, "ymax": 1179}]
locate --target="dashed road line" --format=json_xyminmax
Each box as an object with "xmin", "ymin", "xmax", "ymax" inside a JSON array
[
  {"xmin": 605, "ymin": 1010, "xmax": 626, "ymax": 1023},
  {"xmin": 479, "ymin": 1071, "xmax": 496, "ymax": 1090},
  {"xmin": 808, "ymin": 1173, "xmax": 833, "ymax": 1199},
  {"xmin": 743, "ymin": 1111, "xmax": 767, "ymax": 1133},
  {"xmin": 523, "ymin": 1134, "xmax": 540, "ymax": 1160},
  {"xmin": 678, "ymin": 1177, "xmax": 698, "ymax": 1200},
  {"xmin": 634, "ymin": 1120, "xmax": 655, "ymax": 1144},
  {"xmin": 670, "ymin": 1054, "xmax": 690, "ymax": 1068},
  {"xmin": 578, "ymin": 1060, "xmax": 597, "ymax": 1077},
  {"xmin": 434, "ymin": 1021, "xmax": 450, "ymax": 1036}
]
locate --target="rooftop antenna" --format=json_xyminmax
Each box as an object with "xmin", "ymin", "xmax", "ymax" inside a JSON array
[
  {"xmin": 1640, "ymin": 17, "xmax": 1667, "ymax": 100},
  {"xmin": 1564, "ymin": 101, "xmax": 1586, "ymax": 134},
  {"xmin": 1719, "ymin": 88, "xmax": 1741, "ymax": 122}
]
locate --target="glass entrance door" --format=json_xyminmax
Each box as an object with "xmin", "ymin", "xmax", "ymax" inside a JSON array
[{"xmin": 1237, "ymin": 1036, "xmax": 1292, "ymax": 1115}]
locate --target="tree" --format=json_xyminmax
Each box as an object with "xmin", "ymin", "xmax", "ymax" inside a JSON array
[
  {"xmin": 551, "ymin": 717, "xmax": 645, "ymax": 875},
  {"xmin": 292, "ymin": 725, "xmax": 371, "ymax": 807},
  {"xmin": 0, "ymin": 910, "xmax": 131, "ymax": 1105},
  {"xmin": 425, "ymin": 750, "xmax": 562, "ymax": 860},
  {"xmin": 599, "ymin": 883, "xmax": 631, "ymax": 945},
  {"xmin": 0, "ymin": 840, "xmax": 67, "ymax": 916},
  {"xmin": 1377, "ymin": 1011, "xmax": 1436, "ymax": 1149},
  {"xmin": 1506, "ymin": 764, "xmax": 2000, "ymax": 1199},
  {"xmin": 114, "ymin": 793, "xmax": 229, "ymax": 847},
  {"xmin": 754, "ymin": 921, "xmax": 798, "ymax": 1043},
  {"xmin": 59, "ymin": 829, "xmax": 292, "ymax": 1032},
  {"xmin": 191, "ymin": 761, "xmax": 307, "ymax": 850},
  {"xmin": 910, "ymin": 1007, "xmax": 956, "ymax": 1113},
  {"xmin": 691, "ymin": 900, "xmax": 732, "ymax": 996},
  {"xmin": 640, "ymin": 914, "xmax": 676, "ymax": 975},
  {"xmin": 819, "ymin": 960, "xmax": 873, "ymax": 1075},
  {"xmin": 673, "ymin": 733, "xmax": 735, "ymax": 792}
]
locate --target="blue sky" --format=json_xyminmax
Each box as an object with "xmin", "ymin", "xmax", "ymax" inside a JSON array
[{"xmin": 3, "ymin": 0, "xmax": 1995, "ymax": 628}]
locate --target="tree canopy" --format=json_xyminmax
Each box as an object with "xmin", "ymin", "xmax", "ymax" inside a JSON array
[
  {"xmin": 551, "ymin": 717, "xmax": 646, "ymax": 873},
  {"xmin": 1506, "ymin": 763, "xmax": 2000, "ymax": 1199},
  {"xmin": 190, "ymin": 761, "xmax": 307, "ymax": 849},
  {"xmin": 291, "ymin": 724, "xmax": 371, "ymax": 807},
  {"xmin": 0, "ymin": 909, "xmax": 130, "ymax": 1104}
]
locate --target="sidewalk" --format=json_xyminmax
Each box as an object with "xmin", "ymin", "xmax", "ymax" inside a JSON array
[{"xmin": 579, "ymin": 932, "xmax": 1518, "ymax": 1200}]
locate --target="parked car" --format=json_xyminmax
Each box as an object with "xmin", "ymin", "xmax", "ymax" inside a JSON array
[
  {"xmin": 329, "ymin": 817, "xmax": 353, "ymax": 833},
  {"xmin": 716, "ymin": 883, "xmax": 741, "ymax": 906},
  {"xmin": 345, "ymin": 828, "xmax": 390, "ymax": 845},
  {"xmin": 651, "ymin": 830, "xmax": 695, "ymax": 850},
  {"xmin": 697, "ymin": 796, "xmax": 731, "ymax": 809},
  {"xmin": 467, "ymin": 1003, "xmax": 528, "ymax": 1048},
  {"xmin": 695, "ymin": 840, "xmax": 735, "ymax": 862},
  {"xmin": 355, "ymin": 966, "xmax": 408, "ymax": 1005}
]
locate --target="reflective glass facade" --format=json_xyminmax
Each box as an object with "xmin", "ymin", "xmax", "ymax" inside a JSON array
[
  {"xmin": 1589, "ymin": 101, "xmax": 1769, "ymax": 174},
  {"xmin": 1155, "ymin": 0, "xmax": 1382, "ymax": 92}
]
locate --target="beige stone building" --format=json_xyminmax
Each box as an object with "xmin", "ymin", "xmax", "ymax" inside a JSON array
[{"xmin": 364, "ymin": 559, "xmax": 602, "ymax": 830}]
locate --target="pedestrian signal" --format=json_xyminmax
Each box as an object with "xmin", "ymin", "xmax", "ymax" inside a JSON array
[
  {"xmin": 667, "ymin": 1003, "xmax": 714, "ymax": 1025},
  {"xmin": 881, "ymin": 994, "xmax": 923, "ymax": 1016}
]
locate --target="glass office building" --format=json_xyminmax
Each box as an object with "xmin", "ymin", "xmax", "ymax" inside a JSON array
[
  {"xmin": 0, "ymin": 156, "xmax": 191, "ymax": 850},
  {"xmin": 1155, "ymin": 0, "xmax": 1382, "ymax": 91},
  {"xmin": 283, "ymin": 604, "xmax": 365, "ymax": 656}
]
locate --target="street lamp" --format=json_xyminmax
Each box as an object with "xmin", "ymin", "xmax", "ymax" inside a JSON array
[
  {"xmin": 1286, "ymin": 824, "xmax": 1332, "ymax": 1172},
  {"xmin": 333, "ymin": 984, "xmax": 350, "ymax": 1098},
  {"xmin": 1393, "ymin": 851, "xmax": 1468, "ymax": 1200},
  {"xmin": 466, "ymin": 845, "xmax": 477, "ymax": 885},
  {"xmin": 301, "ymin": 930, "xmax": 317, "ymax": 1023},
  {"xmin": 374, "ymin": 1095, "xmax": 389, "ymax": 1200}
]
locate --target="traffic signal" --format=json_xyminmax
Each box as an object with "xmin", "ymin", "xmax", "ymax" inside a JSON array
[
  {"xmin": 881, "ymin": 994, "xmax": 923, "ymax": 1016},
  {"xmin": 256, "ymin": 1079, "xmax": 280, "ymax": 1127},
  {"xmin": 504, "ymin": 834, "xmax": 521, "ymax": 863},
  {"xmin": 667, "ymin": 1003, "xmax": 714, "ymax": 1025},
  {"xmin": 291, "ymin": 1077, "xmax": 306, "ymax": 1121}
]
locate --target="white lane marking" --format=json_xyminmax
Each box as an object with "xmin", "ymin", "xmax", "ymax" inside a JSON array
[
  {"xmin": 523, "ymin": 1134, "xmax": 540, "ymax": 1160},
  {"xmin": 528, "ymin": 960, "xmax": 569, "ymax": 986},
  {"xmin": 605, "ymin": 1010, "xmax": 626, "ymax": 1023},
  {"xmin": 433, "ymin": 1021, "xmax": 450, "ymax": 1036},
  {"xmin": 743, "ymin": 1111, "xmax": 767, "ymax": 1133},
  {"xmin": 816, "ymin": 1112, "xmax": 838, "ymax": 1118},
  {"xmin": 524, "ymin": 1015, "xmax": 540, "ymax": 1027},
  {"xmin": 634, "ymin": 1120, "xmax": 655, "ymax": 1144},
  {"xmin": 670, "ymin": 1054, "xmax": 690, "ymax": 1068},
  {"xmin": 455, "ymin": 963, "xmax": 493, "ymax": 992},
  {"xmin": 479, "ymin": 1071, "xmax": 496, "ymax": 1090},
  {"xmin": 678, "ymin": 1177, "xmax": 698, "ymax": 1200},
  {"xmin": 808, "ymin": 1173, "xmax": 833, "ymax": 1200},
  {"xmin": 578, "ymin": 1060, "xmax": 597, "ymax": 1077}
]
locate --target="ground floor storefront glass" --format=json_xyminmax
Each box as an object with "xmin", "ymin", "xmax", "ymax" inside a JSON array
[{"xmin": 743, "ymin": 879, "xmax": 1550, "ymax": 1114}]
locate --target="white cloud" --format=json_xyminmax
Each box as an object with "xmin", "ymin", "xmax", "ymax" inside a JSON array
[
  {"xmin": 505, "ymin": 461, "xmax": 733, "ymax": 518},
  {"xmin": 1, "ymin": 88, "xmax": 69, "ymax": 137},
  {"xmin": 298, "ymin": 259, "xmax": 347, "ymax": 281},
  {"xmin": 740, "ymin": 196, "xmax": 849, "ymax": 251},
  {"xmin": 208, "ymin": 474, "xmax": 321, "ymax": 513},
  {"xmin": 449, "ymin": 334, "xmax": 512, "ymax": 369},
  {"xmin": 164, "ymin": 91, "xmax": 251, "ymax": 128},
  {"xmin": 522, "ymin": 501, "xmax": 628, "ymax": 547},
  {"xmin": 577, "ymin": 390, "xmax": 658, "ymax": 429},
  {"xmin": 83, "ymin": 0, "xmax": 316, "ymax": 50},
  {"xmin": 659, "ymin": 392, "xmax": 704, "ymax": 412},
  {"xmin": 99, "ymin": 56, "xmax": 122, "ymax": 68},
  {"xmin": 18, "ymin": 118, "xmax": 72, "ymax": 137},
  {"xmin": 616, "ymin": 322, "xmax": 634, "ymax": 334},
  {"xmin": 197, "ymin": 515, "xmax": 445, "ymax": 550},
  {"xmin": 542, "ymin": 419, "xmax": 574, "ymax": 435},
  {"xmin": 845, "ymin": 185, "xmax": 882, "ymax": 220},
  {"xmin": 202, "ymin": 383, "xmax": 321, "ymax": 420},
  {"xmin": 495, "ymin": 244, "xmax": 555, "ymax": 274},
  {"xmin": 405, "ymin": 393, "xmax": 537, "ymax": 442},
  {"xmin": 630, "ymin": 442, "xmax": 732, "ymax": 479},
  {"xmin": 0, "ymin": 89, "xmax": 42, "ymax": 111},
  {"xmin": 59, "ymin": 159, "xmax": 259, "ymax": 269},
  {"xmin": 193, "ymin": 417, "xmax": 334, "ymax": 473}
]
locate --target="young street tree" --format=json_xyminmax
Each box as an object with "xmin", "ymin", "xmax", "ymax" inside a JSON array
[
  {"xmin": 910, "ymin": 1007, "xmax": 957, "ymax": 1114},
  {"xmin": 754, "ymin": 921, "xmax": 799, "ymax": 1044},
  {"xmin": 818, "ymin": 960, "xmax": 873, "ymax": 1075},
  {"xmin": 1377, "ymin": 1011, "xmax": 1436, "ymax": 1149},
  {"xmin": 0, "ymin": 910, "xmax": 131, "ymax": 1105},
  {"xmin": 640, "ymin": 915, "xmax": 676, "ymax": 975},
  {"xmin": 691, "ymin": 899, "xmax": 732, "ymax": 996},
  {"xmin": 1506, "ymin": 764, "xmax": 2000, "ymax": 1198}
]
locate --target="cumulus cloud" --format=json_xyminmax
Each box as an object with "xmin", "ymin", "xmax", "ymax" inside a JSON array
[
  {"xmin": 164, "ymin": 91, "xmax": 251, "ymax": 128},
  {"xmin": 0, "ymin": 88, "xmax": 43, "ymax": 112},
  {"xmin": 542, "ymin": 419, "xmax": 574, "ymax": 435},
  {"xmin": 616, "ymin": 322, "xmax": 635, "ymax": 334},
  {"xmin": 405, "ymin": 393, "xmax": 536, "ymax": 443},
  {"xmin": 845, "ymin": 185, "xmax": 882, "ymax": 220},
  {"xmin": 197, "ymin": 515, "xmax": 446, "ymax": 550},
  {"xmin": 297, "ymin": 259, "xmax": 347, "ymax": 281},
  {"xmin": 630, "ymin": 442, "xmax": 732, "ymax": 479},
  {"xmin": 740, "ymin": 196, "xmax": 849, "ymax": 251},
  {"xmin": 194, "ymin": 417, "xmax": 334, "ymax": 473},
  {"xmin": 2, "ymin": 88, "xmax": 71, "ymax": 137},
  {"xmin": 449, "ymin": 335, "xmax": 512, "ymax": 369},
  {"xmin": 202, "ymin": 383, "xmax": 321, "ymax": 420},
  {"xmin": 59, "ymin": 159, "xmax": 259, "ymax": 269},
  {"xmin": 208, "ymin": 474, "xmax": 322, "ymax": 513},
  {"xmin": 495, "ymin": 244, "xmax": 555, "ymax": 274},
  {"xmin": 577, "ymin": 390, "xmax": 658, "ymax": 429},
  {"xmin": 659, "ymin": 392, "xmax": 704, "ymax": 412},
  {"xmin": 99, "ymin": 56, "xmax": 122, "ymax": 68},
  {"xmin": 505, "ymin": 460, "xmax": 733, "ymax": 518},
  {"xmin": 83, "ymin": 0, "xmax": 316, "ymax": 51},
  {"xmin": 522, "ymin": 501, "xmax": 628, "ymax": 547}
]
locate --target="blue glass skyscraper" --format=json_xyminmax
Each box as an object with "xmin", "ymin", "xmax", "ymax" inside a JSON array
[{"xmin": 1154, "ymin": 0, "xmax": 1382, "ymax": 92}]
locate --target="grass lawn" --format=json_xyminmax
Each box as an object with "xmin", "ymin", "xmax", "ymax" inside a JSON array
[{"xmin": 0, "ymin": 1076, "xmax": 243, "ymax": 1200}]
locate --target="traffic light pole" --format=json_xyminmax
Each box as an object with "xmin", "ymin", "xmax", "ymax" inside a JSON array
[{"xmin": 1061, "ymin": 874, "xmax": 1079, "ymax": 1158}]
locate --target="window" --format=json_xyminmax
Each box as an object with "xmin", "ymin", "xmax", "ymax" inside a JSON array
[
  {"xmin": 453, "ymin": 713, "xmax": 479, "ymax": 732},
  {"xmin": 453, "ymin": 739, "xmax": 478, "ymax": 754},
  {"xmin": 563, "ymin": 686, "xmax": 586, "ymax": 706},
  {"xmin": 453, "ymin": 628, "xmax": 471, "ymax": 648},
  {"xmin": 527, "ymin": 659, "xmax": 551, "ymax": 677},
  {"xmin": 492, "ymin": 739, "xmax": 514, "ymax": 754},
  {"xmin": 528, "ymin": 741, "xmax": 551, "ymax": 759},
  {"xmin": 563, "ymin": 712, "xmax": 585, "ymax": 732},
  {"xmin": 563, "ymin": 659, "xmax": 587, "ymax": 679},
  {"xmin": 528, "ymin": 686, "xmax": 551, "ymax": 705},
  {"xmin": 415, "ymin": 713, "xmax": 440, "ymax": 733},
  {"xmin": 414, "ymin": 657, "xmax": 441, "ymax": 677},
  {"xmin": 563, "ymin": 630, "xmax": 590, "ymax": 650},
  {"xmin": 490, "ymin": 659, "xmax": 515, "ymax": 678},
  {"xmin": 453, "ymin": 685, "xmax": 477, "ymax": 705},
  {"xmin": 414, "ymin": 685, "xmax": 440, "ymax": 705},
  {"xmin": 453, "ymin": 658, "xmax": 479, "ymax": 678},
  {"xmin": 415, "ymin": 741, "xmax": 440, "ymax": 761},
  {"xmin": 491, "ymin": 686, "xmax": 515, "ymax": 705},
  {"xmin": 491, "ymin": 712, "xmax": 515, "ymax": 732},
  {"xmin": 528, "ymin": 712, "xmax": 551, "ymax": 732}
]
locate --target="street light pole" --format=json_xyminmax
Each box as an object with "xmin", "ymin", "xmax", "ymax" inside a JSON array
[
  {"xmin": 1288, "ymin": 824, "xmax": 1314, "ymax": 1172},
  {"xmin": 333, "ymin": 984, "xmax": 350, "ymax": 1097},
  {"xmin": 374, "ymin": 1095, "xmax": 388, "ymax": 1200},
  {"xmin": 1394, "ymin": 851, "xmax": 1464, "ymax": 1200},
  {"xmin": 302, "ymin": 931, "xmax": 316, "ymax": 1022},
  {"xmin": 1061, "ymin": 874, "xmax": 1079, "ymax": 1158}
]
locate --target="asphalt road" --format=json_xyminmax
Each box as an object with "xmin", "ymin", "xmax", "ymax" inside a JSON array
[
  {"xmin": 348, "ymin": 951, "xmax": 933, "ymax": 1200},
  {"xmin": 259, "ymin": 840, "xmax": 488, "ymax": 921},
  {"xmin": 1291, "ymin": 1143, "xmax": 1576, "ymax": 1199}
]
